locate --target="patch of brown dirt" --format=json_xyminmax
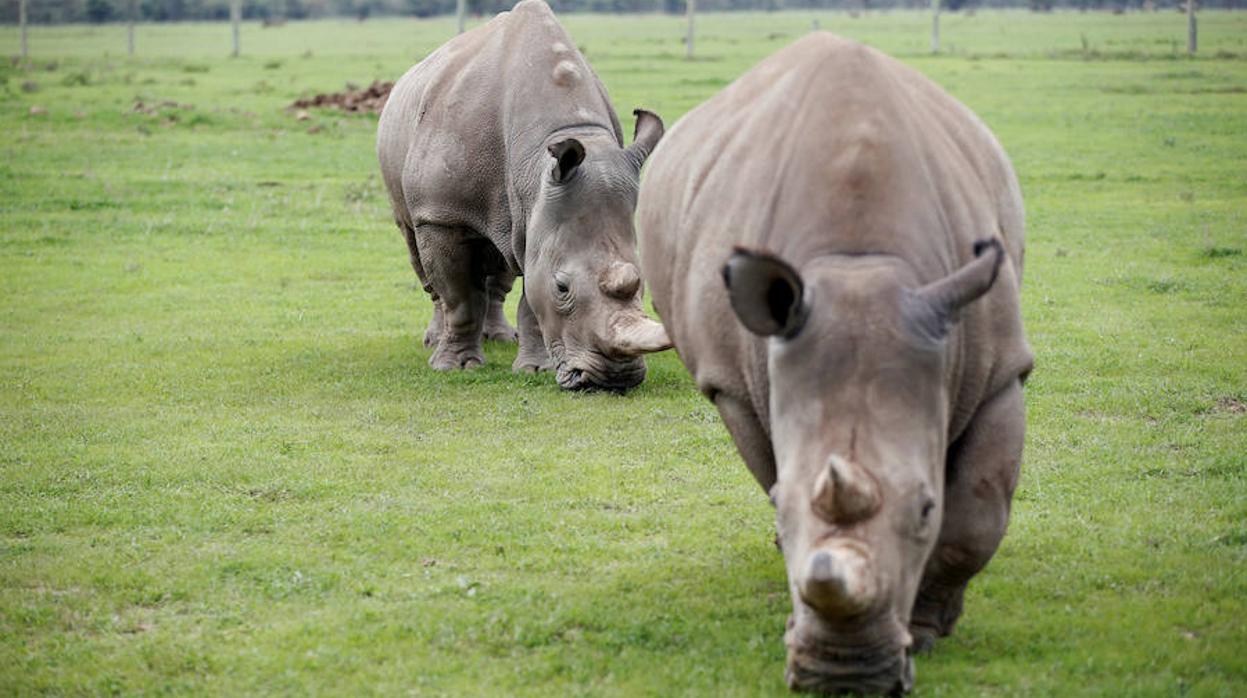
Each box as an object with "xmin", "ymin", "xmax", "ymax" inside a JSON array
[
  {"xmin": 289, "ymin": 80, "xmax": 393, "ymax": 115},
  {"xmin": 133, "ymin": 100, "xmax": 193, "ymax": 115},
  {"xmin": 1214, "ymin": 396, "xmax": 1246, "ymax": 414}
]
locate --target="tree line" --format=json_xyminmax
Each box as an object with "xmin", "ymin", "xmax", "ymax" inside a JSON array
[{"xmin": 1, "ymin": 0, "xmax": 1237, "ymax": 25}]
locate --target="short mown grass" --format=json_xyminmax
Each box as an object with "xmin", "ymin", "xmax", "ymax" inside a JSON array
[{"xmin": 2, "ymin": 10, "xmax": 1245, "ymax": 696}]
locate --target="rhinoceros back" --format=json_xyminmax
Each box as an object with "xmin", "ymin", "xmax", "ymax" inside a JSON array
[
  {"xmin": 637, "ymin": 32, "xmax": 1030, "ymax": 440},
  {"xmin": 377, "ymin": 0, "xmax": 623, "ymax": 268}
]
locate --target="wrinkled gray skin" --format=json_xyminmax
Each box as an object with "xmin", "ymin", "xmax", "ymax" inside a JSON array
[
  {"xmin": 377, "ymin": 0, "xmax": 670, "ymax": 391},
  {"xmin": 637, "ymin": 34, "xmax": 1034, "ymax": 695}
]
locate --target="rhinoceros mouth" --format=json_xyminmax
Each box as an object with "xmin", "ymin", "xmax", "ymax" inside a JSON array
[
  {"xmin": 555, "ymin": 355, "xmax": 647, "ymax": 393},
  {"xmin": 784, "ymin": 612, "xmax": 915, "ymax": 695}
]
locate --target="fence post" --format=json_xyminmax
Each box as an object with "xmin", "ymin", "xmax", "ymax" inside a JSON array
[
  {"xmin": 686, "ymin": 0, "xmax": 696, "ymax": 60},
  {"xmin": 127, "ymin": 0, "xmax": 136, "ymax": 56},
  {"xmin": 230, "ymin": 0, "xmax": 241, "ymax": 57},
  {"xmin": 19, "ymin": 0, "xmax": 28, "ymax": 60},
  {"xmin": 1187, "ymin": 0, "xmax": 1197, "ymax": 55},
  {"xmin": 931, "ymin": 0, "xmax": 941, "ymax": 54},
  {"xmin": 457, "ymin": 0, "xmax": 466, "ymax": 34}
]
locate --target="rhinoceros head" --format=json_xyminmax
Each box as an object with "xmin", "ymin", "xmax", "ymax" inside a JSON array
[
  {"xmin": 722, "ymin": 239, "xmax": 1006, "ymax": 695},
  {"xmin": 525, "ymin": 109, "xmax": 671, "ymax": 392}
]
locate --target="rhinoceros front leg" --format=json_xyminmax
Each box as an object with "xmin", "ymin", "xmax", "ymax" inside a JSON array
[
  {"xmin": 512, "ymin": 287, "xmax": 551, "ymax": 373},
  {"xmin": 417, "ymin": 224, "xmax": 487, "ymax": 370},
  {"xmin": 484, "ymin": 271, "xmax": 519, "ymax": 343},
  {"xmin": 714, "ymin": 392, "xmax": 777, "ymax": 494},
  {"xmin": 910, "ymin": 379, "xmax": 1024, "ymax": 652}
]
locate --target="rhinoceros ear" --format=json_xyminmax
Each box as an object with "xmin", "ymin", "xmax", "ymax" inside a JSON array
[
  {"xmin": 723, "ymin": 248, "xmax": 808, "ymax": 338},
  {"xmin": 624, "ymin": 108, "xmax": 665, "ymax": 171},
  {"xmin": 912, "ymin": 238, "xmax": 1007, "ymax": 336},
  {"xmin": 908, "ymin": 238, "xmax": 1004, "ymax": 341},
  {"xmin": 548, "ymin": 139, "xmax": 586, "ymax": 184}
]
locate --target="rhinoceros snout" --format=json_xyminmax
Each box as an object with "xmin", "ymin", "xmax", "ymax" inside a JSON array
[
  {"xmin": 784, "ymin": 619, "xmax": 914, "ymax": 696},
  {"xmin": 558, "ymin": 366, "xmax": 588, "ymax": 390},
  {"xmin": 555, "ymin": 356, "xmax": 647, "ymax": 393}
]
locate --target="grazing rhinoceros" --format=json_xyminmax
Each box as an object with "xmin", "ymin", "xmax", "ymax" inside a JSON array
[
  {"xmin": 377, "ymin": 0, "xmax": 670, "ymax": 391},
  {"xmin": 636, "ymin": 33, "xmax": 1034, "ymax": 694}
]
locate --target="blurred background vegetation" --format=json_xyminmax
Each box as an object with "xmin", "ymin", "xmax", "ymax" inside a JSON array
[{"xmin": 2, "ymin": 0, "xmax": 1243, "ymax": 27}]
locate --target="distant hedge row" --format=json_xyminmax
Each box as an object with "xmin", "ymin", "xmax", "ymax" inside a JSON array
[{"xmin": 1, "ymin": 0, "xmax": 1236, "ymax": 25}]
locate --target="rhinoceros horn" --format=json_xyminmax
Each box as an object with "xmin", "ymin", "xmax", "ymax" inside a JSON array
[
  {"xmin": 624, "ymin": 108, "xmax": 665, "ymax": 171},
  {"xmin": 916, "ymin": 237, "xmax": 1005, "ymax": 321},
  {"xmin": 798, "ymin": 539, "xmax": 878, "ymax": 617},
  {"xmin": 609, "ymin": 311, "xmax": 672, "ymax": 358},
  {"xmin": 811, "ymin": 455, "xmax": 881, "ymax": 525},
  {"xmin": 600, "ymin": 260, "xmax": 642, "ymax": 300}
]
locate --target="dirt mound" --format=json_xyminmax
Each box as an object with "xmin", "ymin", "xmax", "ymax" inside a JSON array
[
  {"xmin": 289, "ymin": 80, "xmax": 393, "ymax": 115},
  {"xmin": 133, "ymin": 100, "xmax": 194, "ymax": 115}
]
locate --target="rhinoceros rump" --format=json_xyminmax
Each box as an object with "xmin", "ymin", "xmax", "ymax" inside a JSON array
[
  {"xmin": 637, "ymin": 34, "xmax": 1034, "ymax": 694},
  {"xmin": 377, "ymin": 0, "xmax": 670, "ymax": 391}
]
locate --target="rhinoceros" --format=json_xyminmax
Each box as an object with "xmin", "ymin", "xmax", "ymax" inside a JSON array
[
  {"xmin": 377, "ymin": 0, "xmax": 670, "ymax": 391},
  {"xmin": 636, "ymin": 34, "xmax": 1034, "ymax": 694}
]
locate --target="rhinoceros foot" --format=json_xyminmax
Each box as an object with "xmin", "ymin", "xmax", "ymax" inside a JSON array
[
  {"xmin": 512, "ymin": 328, "xmax": 551, "ymax": 372},
  {"xmin": 909, "ymin": 628, "xmax": 937, "ymax": 655},
  {"xmin": 484, "ymin": 318, "xmax": 519, "ymax": 343},
  {"xmin": 423, "ymin": 302, "xmax": 444, "ymax": 348},
  {"xmin": 423, "ymin": 325, "xmax": 441, "ymax": 348},
  {"xmin": 512, "ymin": 352, "xmax": 552, "ymax": 374},
  {"xmin": 429, "ymin": 341, "xmax": 485, "ymax": 371},
  {"xmin": 908, "ymin": 578, "xmax": 965, "ymax": 655}
]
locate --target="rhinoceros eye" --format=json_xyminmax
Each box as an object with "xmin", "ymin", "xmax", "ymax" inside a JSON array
[
  {"xmin": 920, "ymin": 498, "xmax": 936, "ymax": 526},
  {"xmin": 553, "ymin": 272, "xmax": 574, "ymax": 314}
]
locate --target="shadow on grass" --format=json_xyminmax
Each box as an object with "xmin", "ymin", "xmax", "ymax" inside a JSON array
[{"xmin": 291, "ymin": 333, "xmax": 697, "ymax": 404}]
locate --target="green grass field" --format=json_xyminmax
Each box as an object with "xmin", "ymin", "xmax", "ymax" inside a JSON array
[{"xmin": 2, "ymin": 9, "xmax": 1245, "ymax": 696}]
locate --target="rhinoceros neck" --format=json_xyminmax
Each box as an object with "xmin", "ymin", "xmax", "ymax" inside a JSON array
[
  {"xmin": 508, "ymin": 127, "xmax": 624, "ymax": 274},
  {"xmin": 637, "ymin": 32, "xmax": 1033, "ymax": 449},
  {"xmin": 485, "ymin": 4, "xmax": 623, "ymax": 272},
  {"xmin": 379, "ymin": 1, "xmax": 624, "ymax": 275}
]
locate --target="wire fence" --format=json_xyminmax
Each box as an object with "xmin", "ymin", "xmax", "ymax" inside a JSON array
[{"xmin": 7, "ymin": 0, "xmax": 1215, "ymax": 59}]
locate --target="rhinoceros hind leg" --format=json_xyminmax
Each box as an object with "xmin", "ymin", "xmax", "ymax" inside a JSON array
[
  {"xmin": 423, "ymin": 300, "xmax": 444, "ymax": 348},
  {"xmin": 417, "ymin": 224, "xmax": 487, "ymax": 371},
  {"xmin": 397, "ymin": 220, "xmax": 445, "ymax": 349},
  {"xmin": 484, "ymin": 271, "xmax": 519, "ymax": 343},
  {"xmin": 910, "ymin": 379, "xmax": 1024, "ymax": 652},
  {"xmin": 512, "ymin": 288, "xmax": 551, "ymax": 373}
]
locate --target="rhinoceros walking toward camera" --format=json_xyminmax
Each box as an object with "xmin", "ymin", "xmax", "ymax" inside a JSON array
[
  {"xmin": 636, "ymin": 33, "xmax": 1034, "ymax": 694},
  {"xmin": 377, "ymin": 0, "xmax": 670, "ymax": 391}
]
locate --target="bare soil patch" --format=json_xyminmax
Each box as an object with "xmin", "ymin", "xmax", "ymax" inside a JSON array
[
  {"xmin": 1214, "ymin": 396, "xmax": 1246, "ymax": 414},
  {"xmin": 289, "ymin": 80, "xmax": 393, "ymax": 115}
]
